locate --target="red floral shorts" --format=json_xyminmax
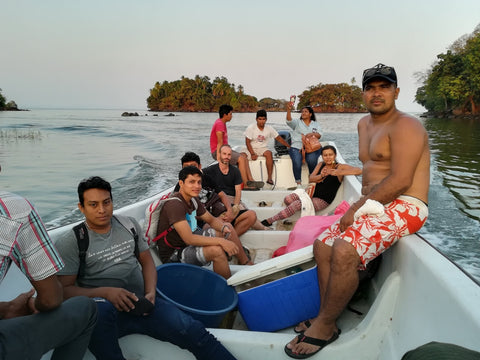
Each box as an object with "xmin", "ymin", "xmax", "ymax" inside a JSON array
[{"xmin": 317, "ymin": 196, "xmax": 428, "ymax": 268}]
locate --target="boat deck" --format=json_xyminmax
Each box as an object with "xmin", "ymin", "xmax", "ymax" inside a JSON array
[{"xmin": 3, "ymin": 147, "xmax": 480, "ymax": 359}]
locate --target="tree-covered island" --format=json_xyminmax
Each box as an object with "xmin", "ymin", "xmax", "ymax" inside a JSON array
[
  {"xmin": 415, "ymin": 24, "xmax": 480, "ymax": 117},
  {"xmin": 0, "ymin": 89, "xmax": 21, "ymax": 111},
  {"xmin": 147, "ymin": 75, "xmax": 366, "ymax": 113}
]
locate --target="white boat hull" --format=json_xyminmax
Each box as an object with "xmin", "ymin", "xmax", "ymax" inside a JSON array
[{"xmin": 2, "ymin": 142, "xmax": 480, "ymax": 359}]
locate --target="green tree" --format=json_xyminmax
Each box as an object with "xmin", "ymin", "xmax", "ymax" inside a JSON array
[
  {"xmin": 147, "ymin": 75, "xmax": 258, "ymax": 112},
  {"xmin": 297, "ymin": 83, "xmax": 365, "ymax": 112},
  {"xmin": 258, "ymin": 97, "xmax": 288, "ymax": 111},
  {"xmin": 0, "ymin": 89, "xmax": 6, "ymax": 110},
  {"xmin": 5, "ymin": 101, "xmax": 18, "ymax": 110},
  {"xmin": 415, "ymin": 24, "xmax": 480, "ymax": 115}
]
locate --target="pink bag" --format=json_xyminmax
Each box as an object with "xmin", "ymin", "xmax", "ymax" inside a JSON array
[{"xmin": 273, "ymin": 201, "xmax": 350, "ymax": 256}]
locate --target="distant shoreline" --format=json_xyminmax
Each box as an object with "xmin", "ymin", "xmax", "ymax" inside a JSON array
[
  {"xmin": 420, "ymin": 111, "xmax": 480, "ymax": 119},
  {"xmin": 146, "ymin": 109, "xmax": 368, "ymax": 114}
]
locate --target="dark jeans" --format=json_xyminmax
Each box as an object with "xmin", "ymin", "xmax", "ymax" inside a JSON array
[
  {"xmin": 0, "ymin": 296, "xmax": 97, "ymax": 360},
  {"xmin": 289, "ymin": 147, "xmax": 322, "ymax": 182},
  {"xmin": 89, "ymin": 295, "xmax": 236, "ymax": 360}
]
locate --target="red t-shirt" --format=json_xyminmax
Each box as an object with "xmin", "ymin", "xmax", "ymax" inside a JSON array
[{"xmin": 209, "ymin": 118, "xmax": 228, "ymax": 154}]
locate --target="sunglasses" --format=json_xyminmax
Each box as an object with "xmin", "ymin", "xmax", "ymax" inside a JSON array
[{"xmin": 363, "ymin": 64, "xmax": 395, "ymax": 78}]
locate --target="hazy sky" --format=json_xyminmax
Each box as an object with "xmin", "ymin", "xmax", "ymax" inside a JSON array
[{"xmin": 1, "ymin": 0, "xmax": 479, "ymax": 112}]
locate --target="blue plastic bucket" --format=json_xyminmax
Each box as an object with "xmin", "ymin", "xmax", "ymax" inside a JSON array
[{"xmin": 156, "ymin": 263, "xmax": 238, "ymax": 328}]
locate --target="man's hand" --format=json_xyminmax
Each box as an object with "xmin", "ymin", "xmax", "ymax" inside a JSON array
[
  {"xmin": 221, "ymin": 208, "xmax": 235, "ymax": 223},
  {"xmin": 2, "ymin": 289, "xmax": 37, "ymax": 319},
  {"xmin": 144, "ymin": 291, "xmax": 156, "ymax": 305},
  {"xmin": 219, "ymin": 238, "xmax": 239, "ymax": 257},
  {"xmin": 104, "ymin": 287, "xmax": 139, "ymax": 312},
  {"xmin": 339, "ymin": 208, "xmax": 355, "ymax": 232},
  {"xmin": 320, "ymin": 166, "xmax": 334, "ymax": 177},
  {"xmin": 251, "ymin": 153, "xmax": 258, "ymax": 161},
  {"xmin": 220, "ymin": 223, "xmax": 233, "ymax": 238}
]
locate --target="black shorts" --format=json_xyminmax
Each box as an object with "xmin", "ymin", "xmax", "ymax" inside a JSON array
[{"xmin": 232, "ymin": 209, "xmax": 248, "ymax": 227}]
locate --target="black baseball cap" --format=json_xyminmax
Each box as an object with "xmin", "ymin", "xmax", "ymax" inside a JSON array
[{"xmin": 362, "ymin": 63, "xmax": 397, "ymax": 90}]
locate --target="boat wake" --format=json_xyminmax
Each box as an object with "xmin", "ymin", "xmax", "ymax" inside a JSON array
[{"xmin": 133, "ymin": 155, "xmax": 163, "ymax": 169}]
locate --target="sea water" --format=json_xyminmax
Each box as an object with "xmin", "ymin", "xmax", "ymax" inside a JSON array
[{"xmin": 0, "ymin": 109, "xmax": 479, "ymax": 281}]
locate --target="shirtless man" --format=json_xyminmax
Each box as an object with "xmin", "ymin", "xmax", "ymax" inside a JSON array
[{"xmin": 285, "ymin": 63, "xmax": 430, "ymax": 358}]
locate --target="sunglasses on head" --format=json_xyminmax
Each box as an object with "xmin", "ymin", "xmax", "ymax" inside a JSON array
[{"xmin": 363, "ymin": 64, "xmax": 395, "ymax": 78}]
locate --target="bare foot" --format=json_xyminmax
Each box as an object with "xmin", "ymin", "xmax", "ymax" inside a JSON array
[
  {"xmin": 294, "ymin": 319, "xmax": 313, "ymax": 333},
  {"xmin": 285, "ymin": 330, "xmax": 339, "ymax": 358},
  {"xmin": 286, "ymin": 322, "xmax": 339, "ymax": 357}
]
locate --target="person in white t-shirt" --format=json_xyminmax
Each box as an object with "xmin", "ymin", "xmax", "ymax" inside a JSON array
[{"xmin": 244, "ymin": 110, "xmax": 291, "ymax": 185}]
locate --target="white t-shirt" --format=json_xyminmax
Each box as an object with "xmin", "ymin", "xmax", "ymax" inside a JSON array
[{"xmin": 244, "ymin": 124, "xmax": 279, "ymax": 155}]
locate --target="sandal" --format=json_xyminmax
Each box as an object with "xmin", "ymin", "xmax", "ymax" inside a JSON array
[
  {"xmin": 294, "ymin": 320, "xmax": 312, "ymax": 334},
  {"xmin": 261, "ymin": 219, "xmax": 271, "ymax": 227},
  {"xmin": 284, "ymin": 331, "xmax": 339, "ymax": 359},
  {"xmin": 247, "ymin": 180, "xmax": 264, "ymax": 189},
  {"xmin": 294, "ymin": 320, "xmax": 342, "ymax": 335}
]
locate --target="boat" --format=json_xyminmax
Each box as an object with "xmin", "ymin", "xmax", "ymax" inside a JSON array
[{"xmin": 2, "ymin": 141, "xmax": 480, "ymax": 359}]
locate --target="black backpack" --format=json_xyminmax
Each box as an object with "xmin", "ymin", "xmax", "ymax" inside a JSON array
[{"xmin": 73, "ymin": 215, "xmax": 139, "ymax": 279}]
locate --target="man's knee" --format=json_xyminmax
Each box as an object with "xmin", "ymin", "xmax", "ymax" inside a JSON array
[
  {"xmin": 313, "ymin": 239, "xmax": 332, "ymax": 262},
  {"xmin": 239, "ymin": 210, "xmax": 256, "ymax": 224},
  {"xmin": 331, "ymin": 239, "xmax": 360, "ymax": 269},
  {"xmin": 65, "ymin": 296, "xmax": 97, "ymax": 324},
  {"xmin": 204, "ymin": 245, "xmax": 227, "ymax": 261}
]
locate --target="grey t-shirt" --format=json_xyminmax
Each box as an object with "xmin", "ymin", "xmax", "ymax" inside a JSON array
[{"xmin": 56, "ymin": 216, "xmax": 149, "ymax": 295}]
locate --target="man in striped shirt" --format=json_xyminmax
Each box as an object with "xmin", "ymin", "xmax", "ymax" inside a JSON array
[{"xmin": 0, "ymin": 183, "xmax": 97, "ymax": 360}]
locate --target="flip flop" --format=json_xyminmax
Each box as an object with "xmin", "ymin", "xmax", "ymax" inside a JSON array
[
  {"xmin": 261, "ymin": 219, "xmax": 271, "ymax": 227},
  {"xmin": 266, "ymin": 180, "xmax": 274, "ymax": 185},
  {"xmin": 243, "ymin": 186, "xmax": 259, "ymax": 191},
  {"xmin": 247, "ymin": 180, "xmax": 264, "ymax": 189},
  {"xmin": 255, "ymin": 181, "xmax": 265, "ymax": 189},
  {"xmin": 294, "ymin": 320, "xmax": 342, "ymax": 335},
  {"xmin": 294, "ymin": 320, "xmax": 312, "ymax": 334},
  {"xmin": 284, "ymin": 331, "xmax": 339, "ymax": 359}
]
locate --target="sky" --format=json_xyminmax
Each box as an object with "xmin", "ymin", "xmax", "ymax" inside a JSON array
[{"xmin": 1, "ymin": 0, "xmax": 479, "ymax": 112}]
